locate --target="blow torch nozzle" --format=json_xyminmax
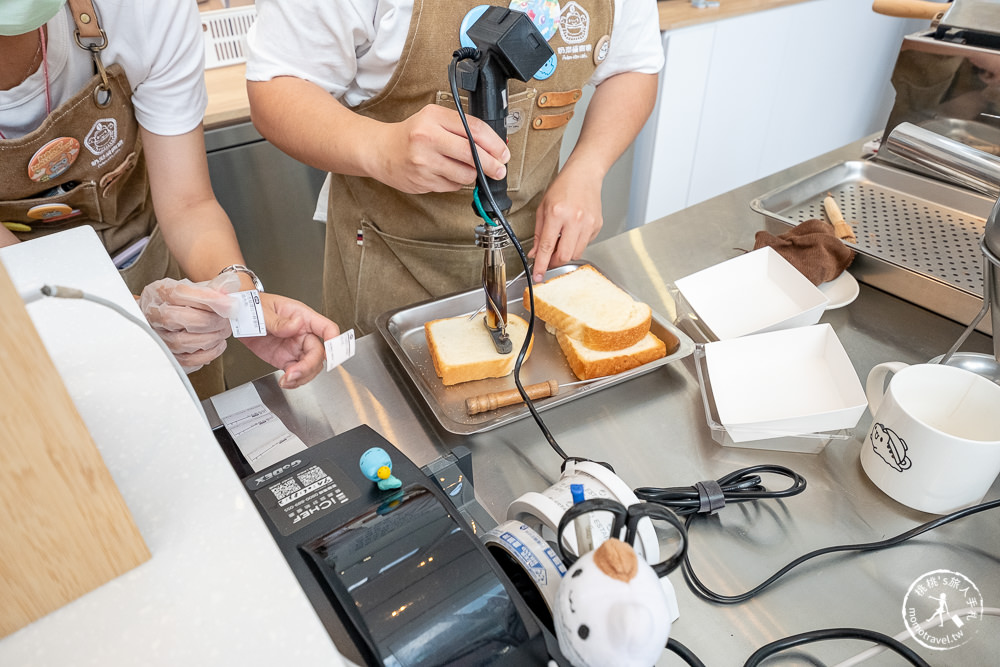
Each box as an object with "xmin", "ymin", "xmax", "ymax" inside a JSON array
[{"xmin": 475, "ymin": 223, "xmax": 512, "ymax": 354}]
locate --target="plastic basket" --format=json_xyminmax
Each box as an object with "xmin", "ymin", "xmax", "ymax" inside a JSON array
[{"xmin": 201, "ymin": 6, "xmax": 257, "ymax": 69}]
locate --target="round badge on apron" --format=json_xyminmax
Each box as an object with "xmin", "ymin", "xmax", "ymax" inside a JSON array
[
  {"xmin": 594, "ymin": 34, "xmax": 610, "ymax": 64},
  {"xmin": 459, "ymin": 5, "xmax": 491, "ymax": 48},
  {"xmin": 27, "ymin": 137, "xmax": 81, "ymax": 183},
  {"xmin": 27, "ymin": 203, "xmax": 74, "ymax": 220},
  {"xmin": 509, "ymin": 0, "xmax": 561, "ymax": 41},
  {"xmin": 534, "ymin": 53, "xmax": 558, "ymax": 81}
]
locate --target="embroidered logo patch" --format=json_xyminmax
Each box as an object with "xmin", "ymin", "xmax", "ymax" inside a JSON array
[
  {"xmin": 559, "ymin": 1, "xmax": 589, "ymax": 45},
  {"xmin": 84, "ymin": 118, "xmax": 124, "ymax": 169}
]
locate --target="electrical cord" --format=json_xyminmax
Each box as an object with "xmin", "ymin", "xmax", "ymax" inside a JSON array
[
  {"xmin": 635, "ymin": 464, "xmax": 807, "ymax": 516},
  {"xmin": 666, "ymin": 637, "xmax": 708, "ymax": 667},
  {"xmin": 449, "ymin": 49, "xmax": 571, "ymax": 464},
  {"xmin": 21, "ymin": 284, "xmax": 208, "ymax": 426},
  {"xmin": 832, "ymin": 607, "xmax": 1000, "ymax": 667},
  {"xmin": 743, "ymin": 628, "xmax": 931, "ymax": 667},
  {"xmin": 680, "ymin": 496, "xmax": 1000, "ymax": 605}
]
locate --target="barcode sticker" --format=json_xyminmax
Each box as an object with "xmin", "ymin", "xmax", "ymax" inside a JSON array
[
  {"xmin": 325, "ymin": 329, "xmax": 355, "ymax": 371},
  {"xmin": 230, "ymin": 290, "xmax": 267, "ymax": 338}
]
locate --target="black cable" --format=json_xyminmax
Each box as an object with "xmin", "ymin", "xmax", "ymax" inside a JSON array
[
  {"xmin": 682, "ymin": 493, "xmax": 1000, "ymax": 604},
  {"xmin": 742, "ymin": 628, "xmax": 931, "ymax": 667},
  {"xmin": 666, "ymin": 637, "xmax": 708, "ymax": 667},
  {"xmin": 449, "ymin": 50, "xmax": 569, "ymax": 462},
  {"xmin": 635, "ymin": 465, "xmax": 807, "ymax": 516}
]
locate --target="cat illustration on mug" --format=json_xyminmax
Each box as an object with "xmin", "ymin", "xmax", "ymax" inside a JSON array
[{"xmin": 869, "ymin": 423, "xmax": 912, "ymax": 472}]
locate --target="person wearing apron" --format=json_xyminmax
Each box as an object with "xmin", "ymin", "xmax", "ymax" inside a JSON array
[
  {"xmin": 0, "ymin": 0, "xmax": 339, "ymax": 396},
  {"xmin": 245, "ymin": 0, "xmax": 663, "ymax": 335}
]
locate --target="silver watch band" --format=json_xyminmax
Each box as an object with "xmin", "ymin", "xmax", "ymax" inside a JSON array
[{"xmin": 218, "ymin": 264, "xmax": 264, "ymax": 292}]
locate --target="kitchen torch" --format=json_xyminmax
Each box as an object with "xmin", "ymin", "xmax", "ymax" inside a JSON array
[{"xmin": 455, "ymin": 7, "xmax": 554, "ymax": 353}]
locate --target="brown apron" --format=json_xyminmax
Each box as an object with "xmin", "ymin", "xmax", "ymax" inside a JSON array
[
  {"xmin": 0, "ymin": 3, "xmax": 225, "ymax": 398},
  {"xmin": 0, "ymin": 3, "xmax": 178, "ymax": 295},
  {"xmin": 325, "ymin": 0, "xmax": 614, "ymax": 334}
]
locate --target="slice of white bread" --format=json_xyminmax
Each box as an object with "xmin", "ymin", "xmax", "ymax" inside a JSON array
[
  {"xmin": 556, "ymin": 330, "xmax": 667, "ymax": 381},
  {"xmin": 425, "ymin": 314, "xmax": 533, "ymax": 386},
  {"xmin": 524, "ymin": 265, "xmax": 651, "ymax": 351}
]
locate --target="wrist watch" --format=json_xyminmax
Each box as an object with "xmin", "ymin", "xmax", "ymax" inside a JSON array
[{"xmin": 218, "ymin": 264, "xmax": 264, "ymax": 292}]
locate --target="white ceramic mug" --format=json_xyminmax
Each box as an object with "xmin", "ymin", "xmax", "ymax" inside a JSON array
[{"xmin": 861, "ymin": 362, "xmax": 1000, "ymax": 514}]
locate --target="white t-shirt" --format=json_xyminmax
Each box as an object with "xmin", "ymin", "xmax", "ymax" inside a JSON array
[
  {"xmin": 0, "ymin": 0, "xmax": 207, "ymax": 140},
  {"xmin": 246, "ymin": 0, "xmax": 664, "ymax": 107}
]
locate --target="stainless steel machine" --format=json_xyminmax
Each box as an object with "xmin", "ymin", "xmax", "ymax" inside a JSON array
[
  {"xmin": 752, "ymin": 1, "xmax": 1000, "ymax": 374},
  {"xmin": 876, "ymin": 0, "xmax": 1000, "ymax": 154}
]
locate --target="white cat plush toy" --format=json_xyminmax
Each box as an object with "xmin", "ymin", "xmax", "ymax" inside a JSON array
[{"xmin": 552, "ymin": 538, "xmax": 677, "ymax": 667}]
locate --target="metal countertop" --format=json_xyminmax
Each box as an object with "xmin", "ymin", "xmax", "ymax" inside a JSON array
[{"xmin": 207, "ymin": 140, "xmax": 998, "ymax": 666}]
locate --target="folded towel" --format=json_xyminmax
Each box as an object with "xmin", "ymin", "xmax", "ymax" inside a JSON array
[{"xmin": 753, "ymin": 219, "xmax": 856, "ymax": 285}]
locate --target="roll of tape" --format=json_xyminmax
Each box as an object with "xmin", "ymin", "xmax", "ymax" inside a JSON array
[
  {"xmin": 483, "ymin": 519, "xmax": 566, "ymax": 620},
  {"xmin": 506, "ymin": 460, "xmax": 660, "ymax": 564}
]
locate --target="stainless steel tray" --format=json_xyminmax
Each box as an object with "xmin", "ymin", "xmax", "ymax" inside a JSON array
[
  {"xmin": 375, "ymin": 261, "xmax": 695, "ymax": 435},
  {"xmin": 750, "ymin": 159, "xmax": 995, "ymax": 334}
]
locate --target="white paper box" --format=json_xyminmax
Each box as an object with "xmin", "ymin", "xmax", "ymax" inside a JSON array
[
  {"xmin": 704, "ymin": 324, "xmax": 866, "ymax": 443},
  {"xmin": 675, "ymin": 246, "xmax": 829, "ymax": 340}
]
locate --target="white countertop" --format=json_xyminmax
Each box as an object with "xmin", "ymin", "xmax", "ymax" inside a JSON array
[{"xmin": 0, "ymin": 228, "xmax": 349, "ymax": 666}]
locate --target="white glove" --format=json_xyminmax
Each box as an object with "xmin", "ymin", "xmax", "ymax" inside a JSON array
[{"xmin": 139, "ymin": 272, "xmax": 240, "ymax": 372}]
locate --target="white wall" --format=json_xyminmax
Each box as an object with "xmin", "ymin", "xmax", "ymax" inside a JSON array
[{"xmin": 629, "ymin": 0, "xmax": 928, "ymax": 226}]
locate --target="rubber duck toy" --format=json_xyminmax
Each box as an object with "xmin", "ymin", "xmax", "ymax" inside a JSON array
[{"xmin": 359, "ymin": 447, "xmax": 402, "ymax": 491}]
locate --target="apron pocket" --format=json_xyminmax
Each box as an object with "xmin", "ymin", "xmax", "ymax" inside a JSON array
[
  {"xmin": 0, "ymin": 180, "xmax": 106, "ymax": 236},
  {"xmin": 354, "ymin": 219, "xmax": 489, "ymax": 333},
  {"xmin": 435, "ymin": 88, "xmax": 537, "ymax": 193},
  {"xmin": 118, "ymin": 224, "xmax": 181, "ymax": 295}
]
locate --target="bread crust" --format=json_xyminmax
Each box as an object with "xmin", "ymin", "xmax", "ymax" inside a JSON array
[
  {"xmin": 524, "ymin": 265, "xmax": 651, "ymax": 351},
  {"xmin": 557, "ymin": 331, "xmax": 666, "ymax": 380}
]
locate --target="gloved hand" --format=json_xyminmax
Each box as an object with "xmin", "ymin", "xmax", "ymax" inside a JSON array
[{"xmin": 139, "ymin": 272, "xmax": 240, "ymax": 372}]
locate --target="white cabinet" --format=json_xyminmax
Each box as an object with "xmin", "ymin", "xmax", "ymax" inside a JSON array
[{"xmin": 629, "ymin": 0, "xmax": 928, "ymax": 226}]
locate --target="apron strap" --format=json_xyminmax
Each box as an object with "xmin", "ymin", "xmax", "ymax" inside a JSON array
[
  {"xmin": 67, "ymin": 0, "xmax": 112, "ymax": 104},
  {"xmin": 67, "ymin": 0, "xmax": 105, "ymax": 42}
]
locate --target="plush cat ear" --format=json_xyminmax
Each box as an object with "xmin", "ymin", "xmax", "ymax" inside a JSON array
[{"xmin": 592, "ymin": 538, "xmax": 638, "ymax": 583}]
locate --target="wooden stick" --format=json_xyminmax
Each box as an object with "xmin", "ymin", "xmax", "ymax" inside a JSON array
[
  {"xmin": 871, "ymin": 0, "xmax": 946, "ymax": 21},
  {"xmin": 466, "ymin": 379, "xmax": 560, "ymax": 415},
  {"xmin": 823, "ymin": 192, "xmax": 858, "ymax": 243}
]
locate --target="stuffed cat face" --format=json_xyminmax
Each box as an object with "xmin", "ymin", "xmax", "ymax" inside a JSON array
[{"xmin": 553, "ymin": 539, "xmax": 671, "ymax": 667}]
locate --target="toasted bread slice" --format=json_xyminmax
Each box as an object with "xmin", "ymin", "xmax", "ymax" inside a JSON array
[
  {"xmin": 525, "ymin": 265, "xmax": 651, "ymax": 351},
  {"xmin": 556, "ymin": 330, "xmax": 667, "ymax": 381},
  {"xmin": 425, "ymin": 314, "xmax": 533, "ymax": 386}
]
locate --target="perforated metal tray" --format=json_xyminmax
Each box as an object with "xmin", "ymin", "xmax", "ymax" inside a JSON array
[
  {"xmin": 375, "ymin": 261, "xmax": 696, "ymax": 435},
  {"xmin": 751, "ymin": 159, "xmax": 995, "ymax": 333}
]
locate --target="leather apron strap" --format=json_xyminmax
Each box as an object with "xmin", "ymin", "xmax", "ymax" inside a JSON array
[{"xmin": 325, "ymin": 0, "xmax": 614, "ymax": 333}]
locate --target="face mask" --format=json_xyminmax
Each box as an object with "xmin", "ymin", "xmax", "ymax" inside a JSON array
[{"xmin": 0, "ymin": 0, "xmax": 68, "ymax": 36}]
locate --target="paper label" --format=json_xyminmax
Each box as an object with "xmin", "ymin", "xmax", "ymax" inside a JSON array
[
  {"xmin": 210, "ymin": 383, "xmax": 308, "ymax": 473},
  {"xmin": 229, "ymin": 290, "xmax": 267, "ymax": 338},
  {"xmin": 325, "ymin": 329, "xmax": 356, "ymax": 371}
]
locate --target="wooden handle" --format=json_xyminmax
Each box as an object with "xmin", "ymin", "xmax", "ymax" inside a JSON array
[
  {"xmin": 823, "ymin": 193, "xmax": 858, "ymax": 244},
  {"xmin": 871, "ymin": 0, "xmax": 946, "ymax": 20},
  {"xmin": 466, "ymin": 379, "xmax": 560, "ymax": 415}
]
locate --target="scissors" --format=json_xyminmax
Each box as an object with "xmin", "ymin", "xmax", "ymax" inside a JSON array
[{"xmin": 556, "ymin": 498, "xmax": 687, "ymax": 577}]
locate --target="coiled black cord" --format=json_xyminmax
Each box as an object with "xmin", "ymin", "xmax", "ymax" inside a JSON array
[
  {"xmin": 635, "ymin": 464, "xmax": 807, "ymax": 516},
  {"xmin": 638, "ymin": 466, "xmax": 1000, "ymax": 605}
]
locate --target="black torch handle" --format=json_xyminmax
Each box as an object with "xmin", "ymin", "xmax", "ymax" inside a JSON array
[{"xmin": 469, "ymin": 61, "xmax": 512, "ymax": 215}]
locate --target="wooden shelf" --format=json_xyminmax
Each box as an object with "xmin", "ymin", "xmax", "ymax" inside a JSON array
[{"xmin": 658, "ymin": 0, "xmax": 809, "ymax": 31}]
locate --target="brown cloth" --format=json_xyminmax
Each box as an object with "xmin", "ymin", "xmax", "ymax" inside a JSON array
[{"xmin": 753, "ymin": 219, "xmax": 856, "ymax": 285}]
